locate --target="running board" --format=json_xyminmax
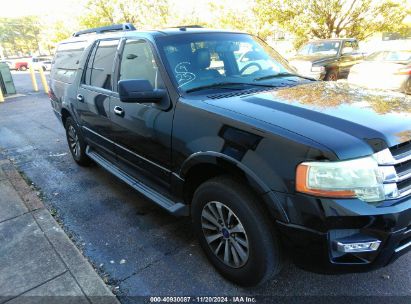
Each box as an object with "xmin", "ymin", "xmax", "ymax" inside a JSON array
[{"xmin": 86, "ymin": 147, "xmax": 188, "ymax": 216}]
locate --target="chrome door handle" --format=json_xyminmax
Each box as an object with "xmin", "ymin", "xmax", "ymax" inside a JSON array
[
  {"xmin": 76, "ymin": 94, "xmax": 84, "ymax": 102},
  {"xmin": 113, "ymin": 106, "xmax": 124, "ymax": 116}
]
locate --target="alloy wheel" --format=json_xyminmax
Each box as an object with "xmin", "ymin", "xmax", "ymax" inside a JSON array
[
  {"xmin": 67, "ymin": 125, "xmax": 80, "ymax": 158},
  {"xmin": 201, "ymin": 201, "xmax": 249, "ymax": 268}
]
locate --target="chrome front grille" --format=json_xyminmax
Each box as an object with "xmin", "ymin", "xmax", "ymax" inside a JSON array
[
  {"xmin": 391, "ymin": 140, "xmax": 411, "ymax": 160},
  {"xmin": 374, "ymin": 141, "xmax": 411, "ymax": 199}
]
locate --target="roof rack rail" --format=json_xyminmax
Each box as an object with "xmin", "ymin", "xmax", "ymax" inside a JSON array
[
  {"xmin": 170, "ymin": 25, "xmax": 203, "ymax": 29},
  {"xmin": 72, "ymin": 23, "xmax": 136, "ymax": 37}
]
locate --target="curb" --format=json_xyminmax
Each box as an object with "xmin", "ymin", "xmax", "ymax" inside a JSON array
[{"xmin": 0, "ymin": 156, "xmax": 120, "ymax": 304}]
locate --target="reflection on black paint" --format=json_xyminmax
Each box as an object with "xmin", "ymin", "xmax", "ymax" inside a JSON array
[{"xmin": 94, "ymin": 94, "xmax": 108, "ymax": 117}]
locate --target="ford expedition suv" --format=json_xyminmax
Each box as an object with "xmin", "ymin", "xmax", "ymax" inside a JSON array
[{"xmin": 49, "ymin": 24, "xmax": 411, "ymax": 286}]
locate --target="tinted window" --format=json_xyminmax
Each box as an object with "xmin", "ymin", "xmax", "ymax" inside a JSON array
[
  {"xmin": 119, "ymin": 40, "xmax": 164, "ymax": 89},
  {"xmin": 342, "ymin": 41, "xmax": 354, "ymax": 53},
  {"xmin": 83, "ymin": 42, "xmax": 98, "ymax": 86},
  {"xmin": 90, "ymin": 39, "xmax": 119, "ymax": 90},
  {"xmin": 298, "ymin": 41, "xmax": 341, "ymax": 56},
  {"xmin": 52, "ymin": 41, "xmax": 87, "ymax": 83},
  {"xmin": 351, "ymin": 41, "xmax": 359, "ymax": 51}
]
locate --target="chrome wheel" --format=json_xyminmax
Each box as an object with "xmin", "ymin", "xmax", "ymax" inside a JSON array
[
  {"xmin": 67, "ymin": 125, "xmax": 80, "ymax": 158},
  {"xmin": 201, "ymin": 201, "xmax": 249, "ymax": 268}
]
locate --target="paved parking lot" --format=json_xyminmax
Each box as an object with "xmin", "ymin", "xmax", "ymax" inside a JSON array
[{"xmin": 0, "ymin": 73, "xmax": 410, "ymax": 303}]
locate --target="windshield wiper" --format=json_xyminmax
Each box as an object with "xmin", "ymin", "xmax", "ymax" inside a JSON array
[
  {"xmin": 253, "ymin": 72, "xmax": 314, "ymax": 81},
  {"xmin": 185, "ymin": 82, "xmax": 275, "ymax": 93}
]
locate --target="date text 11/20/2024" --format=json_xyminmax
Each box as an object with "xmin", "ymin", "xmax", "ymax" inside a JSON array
[{"xmin": 149, "ymin": 296, "xmax": 257, "ymax": 303}]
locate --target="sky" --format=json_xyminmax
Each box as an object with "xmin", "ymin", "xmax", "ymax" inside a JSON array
[{"xmin": 0, "ymin": 0, "xmax": 82, "ymax": 19}]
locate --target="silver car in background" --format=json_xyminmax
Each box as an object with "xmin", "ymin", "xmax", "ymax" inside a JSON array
[{"xmin": 347, "ymin": 50, "xmax": 411, "ymax": 94}]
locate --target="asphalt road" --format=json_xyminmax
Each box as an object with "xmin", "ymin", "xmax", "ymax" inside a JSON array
[{"xmin": 0, "ymin": 72, "xmax": 410, "ymax": 303}]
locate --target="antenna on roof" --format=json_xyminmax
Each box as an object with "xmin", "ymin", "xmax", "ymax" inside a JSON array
[
  {"xmin": 72, "ymin": 23, "xmax": 136, "ymax": 37},
  {"xmin": 169, "ymin": 25, "xmax": 203, "ymax": 31}
]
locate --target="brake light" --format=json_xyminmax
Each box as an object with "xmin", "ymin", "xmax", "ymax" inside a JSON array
[{"xmin": 395, "ymin": 66, "xmax": 411, "ymax": 75}]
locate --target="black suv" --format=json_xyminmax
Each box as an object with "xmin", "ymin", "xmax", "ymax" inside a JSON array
[
  {"xmin": 289, "ymin": 38, "xmax": 365, "ymax": 81},
  {"xmin": 49, "ymin": 24, "xmax": 411, "ymax": 286}
]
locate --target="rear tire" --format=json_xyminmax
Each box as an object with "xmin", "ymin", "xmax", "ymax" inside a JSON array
[
  {"xmin": 192, "ymin": 176, "xmax": 282, "ymax": 286},
  {"xmin": 65, "ymin": 117, "xmax": 91, "ymax": 166}
]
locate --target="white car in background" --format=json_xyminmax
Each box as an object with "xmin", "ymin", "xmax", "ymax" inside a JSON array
[
  {"xmin": 30, "ymin": 57, "xmax": 52, "ymax": 71},
  {"xmin": 347, "ymin": 50, "xmax": 411, "ymax": 94}
]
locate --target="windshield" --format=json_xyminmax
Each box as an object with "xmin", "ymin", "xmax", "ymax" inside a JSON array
[
  {"xmin": 366, "ymin": 50, "xmax": 411, "ymax": 62},
  {"xmin": 156, "ymin": 33, "xmax": 295, "ymax": 93},
  {"xmin": 298, "ymin": 41, "xmax": 341, "ymax": 56}
]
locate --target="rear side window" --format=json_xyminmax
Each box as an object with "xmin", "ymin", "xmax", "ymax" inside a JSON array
[
  {"xmin": 88, "ymin": 39, "xmax": 119, "ymax": 90},
  {"xmin": 52, "ymin": 41, "xmax": 87, "ymax": 84}
]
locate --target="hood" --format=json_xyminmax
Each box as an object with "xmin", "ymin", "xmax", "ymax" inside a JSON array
[
  {"xmin": 205, "ymin": 81, "xmax": 411, "ymax": 160},
  {"xmin": 290, "ymin": 54, "xmax": 337, "ymax": 65}
]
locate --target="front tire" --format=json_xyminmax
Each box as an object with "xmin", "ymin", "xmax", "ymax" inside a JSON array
[
  {"xmin": 65, "ymin": 117, "xmax": 91, "ymax": 166},
  {"xmin": 403, "ymin": 78, "xmax": 411, "ymax": 95},
  {"xmin": 324, "ymin": 69, "xmax": 338, "ymax": 81},
  {"xmin": 192, "ymin": 176, "xmax": 282, "ymax": 286}
]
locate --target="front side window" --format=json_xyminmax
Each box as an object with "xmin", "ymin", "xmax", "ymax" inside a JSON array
[
  {"xmin": 119, "ymin": 39, "xmax": 164, "ymax": 89},
  {"xmin": 89, "ymin": 39, "xmax": 119, "ymax": 90},
  {"xmin": 156, "ymin": 33, "xmax": 293, "ymax": 93},
  {"xmin": 342, "ymin": 41, "xmax": 355, "ymax": 54}
]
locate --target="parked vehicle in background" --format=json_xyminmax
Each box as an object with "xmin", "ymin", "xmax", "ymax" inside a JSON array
[
  {"xmin": 348, "ymin": 50, "xmax": 411, "ymax": 94},
  {"xmin": 31, "ymin": 57, "xmax": 52, "ymax": 71},
  {"xmin": 49, "ymin": 24, "xmax": 411, "ymax": 287},
  {"xmin": 14, "ymin": 61, "xmax": 29, "ymax": 71},
  {"xmin": 289, "ymin": 38, "xmax": 365, "ymax": 80},
  {"xmin": 42, "ymin": 60, "xmax": 52, "ymax": 71}
]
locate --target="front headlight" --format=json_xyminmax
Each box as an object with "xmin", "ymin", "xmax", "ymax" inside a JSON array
[
  {"xmin": 296, "ymin": 157, "xmax": 385, "ymax": 202},
  {"xmin": 311, "ymin": 66, "xmax": 325, "ymax": 73}
]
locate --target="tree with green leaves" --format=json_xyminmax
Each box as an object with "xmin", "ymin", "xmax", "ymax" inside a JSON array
[
  {"xmin": 79, "ymin": 0, "xmax": 170, "ymax": 29},
  {"xmin": 0, "ymin": 16, "xmax": 42, "ymax": 56},
  {"xmin": 255, "ymin": 0, "xmax": 411, "ymax": 47},
  {"xmin": 209, "ymin": 1, "xmax": 272, "ymax": 40}
]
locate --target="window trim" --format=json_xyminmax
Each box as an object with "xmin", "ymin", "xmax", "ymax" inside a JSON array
[
  {"xmin": 113, "ymin": 37, "xmax": 165, "ymax": 94},
  {"xmin": 52, "ymin": 40, "xmax": 87, "ymax": 84},
  {"xmin": 80, "ymin": 37, "xmax": 120, "ymax": 92}
]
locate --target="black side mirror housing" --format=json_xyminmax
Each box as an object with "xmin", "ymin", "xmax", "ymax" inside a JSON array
[{"xmin": 118, "ymin": 79, "xmax": 166, "ymax": 104}]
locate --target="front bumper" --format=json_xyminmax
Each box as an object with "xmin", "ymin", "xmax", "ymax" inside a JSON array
[
  {"xmin": 295, "ymin": 70, "xmax": 325, "ymax": 80},
  {"xmin": 274, "ymin": 192, "xmax": 411, "ymax": 274}
]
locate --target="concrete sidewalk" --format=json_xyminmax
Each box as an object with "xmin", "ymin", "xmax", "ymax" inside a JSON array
[{"xmin": 0, "ymin": 154, "xmax": 119, "ymax": 304}]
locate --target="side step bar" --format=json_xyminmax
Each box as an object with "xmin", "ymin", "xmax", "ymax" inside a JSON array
[{"xmin": 86, "ymin": 147, "xmax": 189, "ymax": 216}]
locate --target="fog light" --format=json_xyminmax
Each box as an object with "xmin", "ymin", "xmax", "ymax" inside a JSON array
[{"xmin": 334, "ymin": 240, "xmax": 381, "ymax": 253}]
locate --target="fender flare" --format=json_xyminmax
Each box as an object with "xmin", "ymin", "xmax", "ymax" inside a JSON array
[
  {"xmin": 179, "ymin": 151, "xmax": 289, "ymax": 222},
  {"xmin": 180, "ymin": 151, "xmax": 270, "ymax": 193}
]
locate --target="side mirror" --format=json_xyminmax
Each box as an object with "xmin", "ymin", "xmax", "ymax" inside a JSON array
[
  {"xmin": 341, "ymin": 47, "xmax": 353, "ymax": 55},
  {"xmin": 118, "ymin": 79, "xmax": 166, "ymax": 103}
]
